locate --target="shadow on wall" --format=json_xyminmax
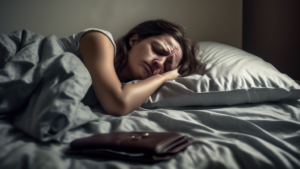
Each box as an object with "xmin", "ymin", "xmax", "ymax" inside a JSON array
[{"xmin": 243, "ymin": 0, "xmax": 300, "ymax": 80}]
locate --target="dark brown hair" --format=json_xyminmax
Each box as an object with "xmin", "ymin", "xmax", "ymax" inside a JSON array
[{"xmin": 115, "ymin": 19, "xmax": 201, "ymax": 77}]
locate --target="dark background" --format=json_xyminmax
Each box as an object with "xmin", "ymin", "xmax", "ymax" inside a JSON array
[{"xmin": 243, "ymin": 0, "xmax": 300, "ymax": 80}]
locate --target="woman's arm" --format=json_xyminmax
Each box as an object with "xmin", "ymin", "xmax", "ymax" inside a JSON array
[{"xmin": 79, "ymin": 32, "xmax": 179, "ymax": 116}]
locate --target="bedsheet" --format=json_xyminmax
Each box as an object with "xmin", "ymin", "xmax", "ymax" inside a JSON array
[{"xmin": 1, "ymin": 100, "xmax": 300, "ymax": 169}]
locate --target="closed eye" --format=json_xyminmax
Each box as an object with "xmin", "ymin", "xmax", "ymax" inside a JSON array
[
  {"xmin": 152, "ymin": 45, "xmax": 164, "ymax": 56},
  {"xmin": 152, "ymin": 43, "xmax": 170, "ymax": 56}
]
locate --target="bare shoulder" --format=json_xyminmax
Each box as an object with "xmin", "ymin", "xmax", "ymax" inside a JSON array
[
  {"xmin": 80, "ymin": 31, "xmax": 112, "ymax": 44},
  {"xmin": 79, "ymin": 31, "xmax": 114, "ymax": 58}
]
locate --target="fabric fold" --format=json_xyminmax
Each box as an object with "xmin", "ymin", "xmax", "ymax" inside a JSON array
[{"xmin": 0, "ymin": 30, "xmax": 98, "ymax": 141}]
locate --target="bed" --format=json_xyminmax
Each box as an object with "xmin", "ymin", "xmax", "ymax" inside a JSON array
[{"xmin": 0, "ymin": 30, "xmax": 300, "ymax": 169}]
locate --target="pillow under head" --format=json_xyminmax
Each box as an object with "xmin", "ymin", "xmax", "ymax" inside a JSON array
[{"xmin": 141, "ymin": 41, "xmax": 300, "ymax": 108}]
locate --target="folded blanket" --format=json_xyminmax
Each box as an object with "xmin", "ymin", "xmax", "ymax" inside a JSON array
[{"xmin": 0, "ymin": 30, "xmax": 98, "ymax": 141}]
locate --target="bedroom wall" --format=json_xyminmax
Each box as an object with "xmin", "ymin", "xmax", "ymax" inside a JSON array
[
  {"xmin": 243, "ymin": 1, "xmax": 300, "ymax": 80},
  {"xmin": 0, "ymin": 0, "xmax": 242, "ymax": 48}
]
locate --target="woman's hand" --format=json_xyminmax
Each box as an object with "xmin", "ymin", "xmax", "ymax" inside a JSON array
[{"xmin": 161, "ymin": 67, "xmax": 181, "ymax": 81}]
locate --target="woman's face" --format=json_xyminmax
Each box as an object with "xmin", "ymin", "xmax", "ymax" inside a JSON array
[{"xmin": 124, "ymin": 34, "xmax": 183, "ymax": 80}]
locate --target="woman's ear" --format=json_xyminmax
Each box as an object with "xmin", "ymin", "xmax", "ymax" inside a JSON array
[{"xmin": 129, "ymin": 34, "xmax": 139, "ymax": 47}]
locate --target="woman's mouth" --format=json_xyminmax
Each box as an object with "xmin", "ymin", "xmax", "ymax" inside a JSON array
[{"xmin": 143, "ymin": 62, "xmax": 153, "ymax": 77}]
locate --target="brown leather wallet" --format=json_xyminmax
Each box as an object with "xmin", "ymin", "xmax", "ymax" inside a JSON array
[{"xmin": 66, "ymin": 132, "xmax": 194, "ymax": 162}]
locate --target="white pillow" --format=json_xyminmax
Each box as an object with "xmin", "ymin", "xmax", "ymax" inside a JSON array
[{"xmin": 141, "ymin": 41, "xmax": 300, "ymax": 108}]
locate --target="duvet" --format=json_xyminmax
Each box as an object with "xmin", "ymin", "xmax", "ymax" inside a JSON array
[{"xmin": 0, "ymin": 30, "xmax": 99, "ymax": 141}]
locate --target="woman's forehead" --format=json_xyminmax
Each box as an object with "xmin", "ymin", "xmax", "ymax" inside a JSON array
[{"xmin": 150, "ymin": 34, "xmax": 182, "ymax": 56}]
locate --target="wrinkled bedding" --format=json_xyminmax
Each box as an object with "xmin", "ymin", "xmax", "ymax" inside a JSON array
[
  {"xmin": 0, "ymin": 30, "xmax": 98, "ymax": 141},
  {"xmin": 1, "ymin": 101, "xmax": 300, "ymax": 169},
  {"xmin": 0, "ymin": 30, "xmax": 300, "ymax": 169}
]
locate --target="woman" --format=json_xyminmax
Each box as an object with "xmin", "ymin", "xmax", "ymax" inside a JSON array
[{"xmin": 69, "ymin": 19, "xmax": 200, "ymax": 116}]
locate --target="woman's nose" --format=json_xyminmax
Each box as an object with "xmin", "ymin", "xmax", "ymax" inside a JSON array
[{"xmin": 153, "ymin": 57, "xmax": 166, "ymax": 73}]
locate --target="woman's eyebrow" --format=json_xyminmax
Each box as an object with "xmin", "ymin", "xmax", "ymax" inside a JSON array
[{"xmin": 153, "ymin": 41, "xmax": 169, "ymax": 54}]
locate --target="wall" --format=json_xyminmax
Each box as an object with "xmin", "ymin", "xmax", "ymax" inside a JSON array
[
  {"xmin": 243, "ymin": 1, "xmax": 300, "ymax": 80},
  {"xmin": 0, "ymin": 0, "xmax": 242, "ymax": 48}
]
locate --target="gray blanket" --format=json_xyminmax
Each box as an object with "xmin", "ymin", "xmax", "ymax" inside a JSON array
[
  {"xmin": 1, "ymin": 100, "xmax": 300, "ymax": 169},
  {"xmin": 0, "ymin": 30, "xmax": 98, "ymax": 141}
]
